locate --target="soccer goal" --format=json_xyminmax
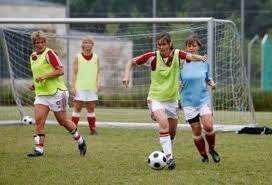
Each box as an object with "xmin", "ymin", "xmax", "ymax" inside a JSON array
[{"xmin": 0, "ymin": 18, "xmax": 256, "ymax": 131}]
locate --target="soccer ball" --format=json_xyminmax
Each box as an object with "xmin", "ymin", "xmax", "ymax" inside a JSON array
[
  {"xmin": 22, "ymin": 116, "xmax": 34, "ymax": 125},
  {"xmin": 147, "ymin": 151, "xmax": 167, "ymax": 170}
]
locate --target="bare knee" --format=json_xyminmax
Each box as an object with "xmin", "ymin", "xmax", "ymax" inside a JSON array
[
  {"xmin": 86, "ymin": 101, "xmax": 95, "ymax": 112},
  {"xmin": 202, "ymin": 122, "xmax": 214, "ymax": 132},
  {"xmin": 201, "ymin": 115, "xmax": 214, "ymax": 132},
  {"xmin": 203, "ymin": 125, "xmax": 213, "ymax": 133},
  {"xmin": 73, "ymin": 101, "xmax": 83, "ymax": 112},
  {"xmin": 191, "ymin": 123, "xmax": 202, "ymax": 136}
]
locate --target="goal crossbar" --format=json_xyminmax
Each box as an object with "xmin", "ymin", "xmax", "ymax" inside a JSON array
[
  {"xmin": 0, "ymin": 17, "xmax": 256, "ymax": 131},
  {"xmin": 0, "ymin": 17, "xmax": 234, "ymax": 24}
]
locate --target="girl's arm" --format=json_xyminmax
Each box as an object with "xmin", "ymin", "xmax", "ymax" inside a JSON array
[
  {"xmin": 205, "ymin": 63, "xmax": 216, "ymax": 89},
  {"xmin": 35, "ymin": 50, "xmax": 64, "ymax": 81},
  {"xmin": 122, "ymin": 60, "xmax": 136, "ymax": 88},
  {"xmin": 122, "ymin": 51, "xmax": 155, "ymax": 88},
  {"xmin": 96, "ymin": 58, "xmax": 101, "ymax": 91},
  {"xmin": 186, "ymin": 53, "xmax": 207, "ymax": 62},
  {"xmin": 70, "ymin": 57, "xmax": 78, "ymax": 95}
]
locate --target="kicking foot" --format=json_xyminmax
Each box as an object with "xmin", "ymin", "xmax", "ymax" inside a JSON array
[
  {"xmin": 78, "ymin": 140, "xmax": 87, "ymax": 156},
  {"xmin": 27, "ymin": 150, "xmax": 43, "ymax": 157},
  {"xmin": 166, "ymin": 158, "xmax": 176, "ymax": 170}
]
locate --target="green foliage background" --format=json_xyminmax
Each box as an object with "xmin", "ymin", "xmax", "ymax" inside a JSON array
[{"xmin": 38, "ymin": 0, "xmax": 272, "ymax": 38}]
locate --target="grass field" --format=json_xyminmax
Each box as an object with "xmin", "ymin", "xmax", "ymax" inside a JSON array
[
  {"xmin": 0, "ymin": 124, "xmax": 272, "ymax": 185},
  {"xmin": 0, "ymin": 107, "xmax": 271, "ymax": 184}
]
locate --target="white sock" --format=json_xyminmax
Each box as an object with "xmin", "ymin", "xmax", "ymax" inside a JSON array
[
  {"xmin": 71, "ymin": 129, "xmax": 83, "ymax": 145},
  {"xmin": 35, "ymin": 146, "xmax": 44, "ymax": 153},
  {"xmin": 160, "ymin": 134, "xmax": 173, "ymax": 159},
  {"xmin": 34, "ymin": 135, "xmax": 44, "ymax": 153},
  {"xmin": 171, "ymin": 138, "xmax": 175, "ymax": 150}
]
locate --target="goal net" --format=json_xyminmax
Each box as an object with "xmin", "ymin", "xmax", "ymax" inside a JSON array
[{"xmin": 0, "ymin": 18, "xmax": 256, "ymax": 130}]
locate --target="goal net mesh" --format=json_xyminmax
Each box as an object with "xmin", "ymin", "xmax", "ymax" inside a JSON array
[{"xmin": 0, "ymin": 19, "xmax": 255, "ymax": 127}]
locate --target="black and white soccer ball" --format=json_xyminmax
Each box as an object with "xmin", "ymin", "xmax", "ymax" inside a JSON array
[
  {"xmin": 22, "ymin": 116, "xmax": 34, "ymax": 125},
  {"xmin": 147, "ymin": 151, "xmax": 167, "ymax": 170}
]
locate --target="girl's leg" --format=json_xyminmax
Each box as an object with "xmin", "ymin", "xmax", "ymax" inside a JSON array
[
  {"xmin": 190, "ymin": 120, "xmax": 208, "ymax": 162},
  {"xmin": 86, "ymin": 101, "xmax": 97, "ymax": 135},
  {"xmin": 201, "ymin": 114, "xmax": 220, "ymax": 163},
  {"xmin": 54, "ymin": 111, "xmax": 87, "ymax": 156},
  {"xmin": 168, "ymin": 118, "xmax": 177, "ymax": 147},
  {"xmin": 72, "ymin": 100, "xmax": 84, "ymax": 126},
  {"xmin": 27, "ymin": 104, "xmax": 49, "ymax": 157},
  {"xmin": 153, "ymin": 109, "xmax": 175, "ymax": 169}
]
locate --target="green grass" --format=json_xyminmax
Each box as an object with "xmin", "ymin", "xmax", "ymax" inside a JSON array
[{"xmin": 0, "ymin": 125, "xmax": 272, "ymax": 185}]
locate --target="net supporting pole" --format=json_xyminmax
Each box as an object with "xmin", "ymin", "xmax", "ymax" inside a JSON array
[
  {"xmin": 207, "ymin": 18, "xmax": 214, "ymax": 118},
  {"xmin": 0, "ymin": 28, "xmax": 25, "ymax": 120}
]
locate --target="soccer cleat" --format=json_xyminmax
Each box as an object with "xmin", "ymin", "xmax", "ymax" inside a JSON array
[
  {"xmin": 27, "ymin": 150, "xmax": 43, "ymax": 157},
  {"xmin": 209, "ymin": 150, "xmax": 220, "ymax": 163},
  {"xmin": 166, "ymin": 158, "xmax": 176, "ymax": 170},
  {"xmin": 90, "ymin": 130, "xmax": 98, "ymax": 135},
  {"xmin": 78, "ymin": 140, "xmax": 87, "ymax": 156},
  {"xmin": 201, "ymin": 155, "xmax": 209, "ymax": 163}
]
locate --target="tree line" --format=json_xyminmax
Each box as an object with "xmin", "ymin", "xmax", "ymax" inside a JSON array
[{"xmin": 39, "ymin": 0, "xmax": 272, "ymax": 38}]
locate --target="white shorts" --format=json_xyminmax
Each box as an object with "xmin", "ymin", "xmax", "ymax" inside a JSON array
[
  {"xmin": 183, "ymin": 103, "xmax": 212, "ymax": 121},
  {"xmin": 74, "ymin": 90, "xmax": 98, "ymax": 101},
  {"xmin": 147, "ymin": 100, "xmax": 178, "ymax": 119},
  {"xmin": 34, "ymin": 90, "xmax": 69, "ymax": 112}
]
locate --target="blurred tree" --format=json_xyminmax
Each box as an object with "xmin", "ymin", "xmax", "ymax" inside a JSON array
[{"xmin": 37, "ymin": 0, "xmax": 272, "ymax": 38}]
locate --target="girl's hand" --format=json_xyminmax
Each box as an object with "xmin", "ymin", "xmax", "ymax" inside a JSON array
[
  {"xmin": 208, "ymin": 80, "xmax": 216, "ymax": 90},
  {"xmin": 202, "ymin": 55, "xmax": 208, "ymax": 62},
  {"xmin": 122, "ymin": 78, "xmax": 129, "ymax": 88},
  {"xmin": 35, "ymin": 76, "xmax": 45, "ymax": 82},
  {"xmin": 71, "ymin": 87, "xmax": 76, "ymax": 96},
  {"xmin": 28, "ymin": 84, "xmax": 35, "ymax": 91},
  {"xmin": 96, "ymin": 82, "xmax": 101, "ymax": 92}
]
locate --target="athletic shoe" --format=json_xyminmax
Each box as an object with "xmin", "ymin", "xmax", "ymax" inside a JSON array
[
  {"xmin": 90, "ymin": 130, "xmax": 98, "ymax": 135},
  {"xmin": 201, "ymin": 155, "xmax": 209, "ymax": 163},
  {"xmin": 78, "ymin": 140, "xmax": 87, "ymax": 156},
  {"xmin": 166, "ymin": 158, "xmax": 176, "ymax": 170},
  {"xmin": 27, "ymin": 150, "xmax": 43, "ymax": 157},
  {"xmin": 209, "ymin": 150, "xmax": 220, "ymax": 163}
]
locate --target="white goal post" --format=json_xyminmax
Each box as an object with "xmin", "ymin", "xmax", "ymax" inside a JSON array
[{"xmin": 0, "ymin": 17, "xmax": 256, "ymax": 130}]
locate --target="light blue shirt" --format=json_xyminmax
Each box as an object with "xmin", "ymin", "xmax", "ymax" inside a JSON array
[{"xmin": 180, "ymin": 61, "xmax": 212, "ymax": 107}]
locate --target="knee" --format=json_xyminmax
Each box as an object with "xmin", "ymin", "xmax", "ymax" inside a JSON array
[
  {"xmin": 191, "ymin": 124, "xmax": 202, "ymax": 136},
  {"xmin": 74, "ymin": 107, "xmax": 82, "ymax": 113},
  {"xmin": 159, "ymin": 122, "xmax": 169, "ymax": 133},
  {"xmin": 193, "ymin": 129, "xmax": 202, "ymax": 137},
  {"xmin": 73, "ymin": 103, "xmax": 83, "ymax": 112},
  {"xmin": 203, "ymin": 125, "xmax": 213, "ymax": 133}
]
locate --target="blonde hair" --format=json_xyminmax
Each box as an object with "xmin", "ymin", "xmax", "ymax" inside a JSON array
[
  {"xmin": 82, "ymin": 35, "xmax": 94, "ymax": 45},
  {"xmin": 31, "ymin": 30, "xmax": 46, "ymax": 45}
]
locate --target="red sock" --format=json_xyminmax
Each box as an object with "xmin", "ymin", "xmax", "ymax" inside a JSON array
[
  {"xmin": 87, "ymin": 116, "xmax": 96, "ymax": 131},
  {"xmin": 205, "ymin": 131, "xmax": 215, "ymax": 152},
  {"xmin": 72, "ymin": 112, "xmax": 80, "ymax": 126},
  {"xmin": 72, "ymin": 117, "xmax": 80, "ymax": 126},
  {"xmin": 193, "ymin": 136, "xmax": 207, "ymax": 157}
]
